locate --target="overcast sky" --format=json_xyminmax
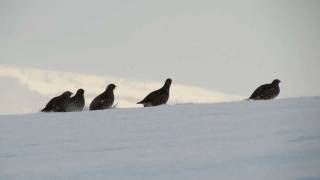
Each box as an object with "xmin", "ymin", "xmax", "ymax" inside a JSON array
[{"xmin": 1, "ymin": 0, "xmax": 320, "ymax": 98}]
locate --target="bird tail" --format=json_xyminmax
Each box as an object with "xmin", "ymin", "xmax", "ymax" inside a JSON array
[{"xmin": 137, "ymin": 101, "xmax": 143, "ymax": 104}]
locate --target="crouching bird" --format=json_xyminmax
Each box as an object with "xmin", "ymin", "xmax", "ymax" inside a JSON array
[
  {"xmin": 249, "ymin": 79, "xmax": 281, "ymax": 100},
  {"xmin": 41, "ymin": 91, "xmax": 73, "ymax": 112},
  {"xmin": 137, "ymin": 78, "xmax": 172, "ymax": 107},
  {"xmin": 67, "ymin": 88, "xmax": 85, "ymax": 112},
  {"xmin": 89, "ymin": 84, "xmax": 116, "ymax": 111}
]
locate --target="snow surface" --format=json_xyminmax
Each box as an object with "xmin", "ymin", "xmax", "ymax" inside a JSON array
[
  {"xmin": 0, "ymin": 65, "xmax": 242, "ymax": 114},
  {"xmin": 0, "ymin": 97, "xmax": 320, "ymax": 180}
]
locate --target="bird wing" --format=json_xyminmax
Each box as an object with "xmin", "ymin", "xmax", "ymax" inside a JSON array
[
  {"xmin": 249, "ymin": 84, "xmax": 269, "ymax": 99},
  {"xmin": 259, "ymin": 86, "xmax": 279, "ymax": 99},
  {"xmin": 151, "ymin": 93, "xmax": 169, "ymax": 106},
  {"xmin": 41, "ymin": 96, "xmax": 59, "ymax": 111},
  {"xmin": 69, "ymin": 96, "xmax": 76, "ymax": 104},
  {"xmin": 90, "ymin": 93, "xmax": 105, "ymax": 110},
  {"xmin": 137, "ymin": 89, "xmax": 160, "ymax": 104},
  {"xmin": 53, "ymin": 96, "xmax": 69, "ymax": 112}
]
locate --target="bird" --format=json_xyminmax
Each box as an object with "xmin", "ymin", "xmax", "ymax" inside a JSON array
[
  {"xmin": 137, "ymin": 78, "xmax": 172, "ymax": 107},
  {"xmin": 249, "ymin": 79, "xmax": 281, "ymax": 100},
  {"xmin": 66, "ymin": 88, "xmax": 85, "ymax": 112},
  {"xmin": 89, "ymin": 84, "xmax": 116, "ymax": 111},
  {"xmin": 41, "ymin": 91, "xmax": 73, "ymax": 112}
]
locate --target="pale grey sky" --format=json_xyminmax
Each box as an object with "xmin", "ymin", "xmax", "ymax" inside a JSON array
[{"xmin": 1, "ymin": 0, "xmax": 320, "ymax": 98}]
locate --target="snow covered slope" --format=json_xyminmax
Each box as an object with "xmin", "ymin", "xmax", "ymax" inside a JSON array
[
  {"xmin": 0, "ymin": 65, "xmax": 242, "ymax": 114},
  {"xmin": 0, "ymin": 97, "xmax": 320, "ymax": 180}
]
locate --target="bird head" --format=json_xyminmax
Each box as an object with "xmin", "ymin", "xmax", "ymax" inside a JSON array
[
  {"xmin": 76, "ymin": 88, "xmax": 85, "ymax": 95},
  {"xmin": 63, "ymin": 91, "xmax": 73, "ymax": 97},
  {"xmin": 165, "ymin": 78, "xmax": 172, "ymax": 86},
  {"xmin": 272, "ymin": 79, "xmax": 281, "ymax": 85},
  {"xmin": 106, "ymin": 84, "xmax": 116, "ymax": 91}
]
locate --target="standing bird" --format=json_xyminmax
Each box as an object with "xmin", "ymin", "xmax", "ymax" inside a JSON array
[
  {"xmin": 249, "ymin": 79, "xmax": 281, "ymax": 100},
  {"xmin": 89, "ymin": 84, "xmax": 116, "ymax": 111},
  {"xmin": 137, "ymin": 78, "xmax": 172, "ymax": 107},
  {"xmin": 41, "ymin": 91, "xmax": 73, "ymax": 112},
  {"xmin": 67, "ymin": 89, "xmax": 85, "ymax": 112}
]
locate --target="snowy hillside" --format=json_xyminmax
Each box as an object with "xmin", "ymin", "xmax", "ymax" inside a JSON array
[
  {"xmin": 0, "ymin": 65, "xmax": 242, "ymax": 114},
  {"xmin": 1, "ymin": 97, "xmax": 320, "ymax": 180}
]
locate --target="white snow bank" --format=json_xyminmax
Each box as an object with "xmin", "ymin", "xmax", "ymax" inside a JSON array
[
  {"xmin": 0, "ymin": 97, "xmax": 320, "ymax": 180},
  {"xmin": 0, "ymin": 65, "xmax": 242, "ymax": 114}
]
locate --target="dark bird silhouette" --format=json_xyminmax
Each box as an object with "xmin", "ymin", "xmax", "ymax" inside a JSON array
[
  {"xmin": 89, "ymin": 84, "xmax": 116, "ymax": 111},
  {"xmin": 249, "ymin": 79, "xmax": 281, "ymax": 100},
  {"xmin": 137, "ymin": 78, "xmax": 172, "ymax": 107},
  {"xmin": 41, "ymin": 91, "xmax": 73, "ymax": 112},
  {"xmin": 67, "ymin": 89, "xmax": 85, "ymax": 112}
]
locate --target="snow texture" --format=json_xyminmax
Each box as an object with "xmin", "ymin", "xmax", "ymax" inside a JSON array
[
  {"xmin": 0, "ymin": 97, "xmax": 320, "ymax": 180},
  {"xmin": 0, "ymin": 65, "xmax": 242, "ymax": 114}
]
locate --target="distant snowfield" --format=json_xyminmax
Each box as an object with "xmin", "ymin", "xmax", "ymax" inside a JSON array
[
  {"xmin": 0, "ymin": 97, "xmax": 320, "ymax": 180},
  {"xmin": 0, "ymin": 65, "xmax": 242, "ymax": 114}
]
